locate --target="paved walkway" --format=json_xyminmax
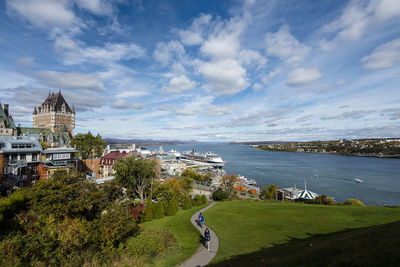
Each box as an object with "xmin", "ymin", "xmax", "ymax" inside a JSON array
[{"xmin": 179, "ymin": 202, "xmax": 219, "ymax": 267}]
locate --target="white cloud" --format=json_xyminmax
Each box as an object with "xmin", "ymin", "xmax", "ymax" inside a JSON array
[
  {"xmin": 32, "ymin": 70, "xmax": 106, "ymax": 91},
  {"xmin": 55, "ymin": 40, "xmax": 145, "ymax": 65},
  {"xmin": 164, "ymin": 75, "xmax": 197, "ymax": 93},
  {"xmin": 238, "ymin": 49, "xmax": 267, "ymax": 69},
  {"xmin": 16, "ymin": 57, "xmax": 37, "ymax": 69},
  {"xmin": 197, "ymin": 59, "xmax": 249, "ymax": 95},
  {"xmin": 286, "ymin": 68, "xmax": 322, "ymax": 87},
  {"xmin": 115, "ymin": 91, "xmax": 149, "ymax": 99},
  {"xmin": 320, "ymin": 0, "xmax": 400, "ymax": 49},
  {"xmin": 265, "ymin": 26, "xmax": 310, "ymax": 64},
  {"xmin": 252, "ymin": 83, "xmax": 263, "ymax": 91},
  {"xmin": 178, "ymin": 14, "xmax": 212, "ymax": 46},
  {"xmin": 74, "ymin": 0, "xmax": 113, "ymax": 16},
  {"xmin": 361, "ymin": 38, "xmax": 400, "ymax": 69},
  {"xmin": 6, "ymin": 0, "xmax": 76, "ymax": 29},
  {"xmin": 153, "ymin": 41, "xmax": 185, "ymax": 65},
  {"xmin": 111, "ymin": 100, "xmax": 143, "ymax": 110},
  {"xmin": 200, "ymin": 16, "xmax": 246, "ymax": 59}
]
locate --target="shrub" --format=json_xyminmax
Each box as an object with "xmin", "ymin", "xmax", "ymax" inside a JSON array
[
  {"xmin": 212, "ymin": 189, "xmax": 229, "ymax": 201},
  {"xmin": 192, "ymin": 195, "xmax": 202, "ymax": 206},
  {"xmin": 125, "ymin": 229, "xmax": 177, "ymax": 258},
  {"xmin": 201, "ymin": 194, "xmax": 207, "ymax": 205},
  {"xmin": 153, "ymin": 202, "xmax": 164, "ymax": 219},
  {"xmin": 142, "ymin": 199, "xmax": 153, "ymax": 222},
  {"xmin": 183, "ymin": 195, "xmax": 192, "ymax": 210},
  {"xmin": 344, "ymin": 199, "xmax": 365, "ymax": 206},
  {"xmin": 312, "ymin": 195, "xmax": 335, "ymax": 205},
  {"xmin": 165, "ymin": 199, "xmax": 177, "ymax": 216}
]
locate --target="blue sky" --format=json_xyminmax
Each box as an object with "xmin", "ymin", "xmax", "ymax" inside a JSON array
[{"xmin": 0, "ymin": 0, "xmax": 399, "ymax": 141}]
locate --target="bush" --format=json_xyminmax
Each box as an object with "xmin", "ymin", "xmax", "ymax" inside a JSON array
[
  {"xmin": 0, "ymin": 189, "xmax": 27, "ymax": 224},
  {"xmin": 183, "ymin": 195, "xmax": 192, "ymax": 210},
  {"xmin": 344, "ymin": 199, "xmax": 365, "ymax": 206},
  {"xmin": 153, "ymin": 202, "xmax": 165, "ymax": 219},
  {"xmin": 212, "ymin": 189, "xmax": 229, "ymax": 201},
  {"xmin": 165, "ymin": 199, "xmax": 177, "ymax": 216},
  {"xmin": 192, "ymin": 195, "xmax": 202, "ymax": 206},
  {"xmin": 312, "ymin": 195, "xmax": 335, "ymax": 205},
  {"xmin": 125, "ymin": 229, "xmax": 177, "ymax": 258},
  {"xmin": 142, "ymin": 199, "xmax": 154, "ymax": 222},
  {"xmin": 201, "ymin": 194, "xmax": 207, "ymax": 205}
]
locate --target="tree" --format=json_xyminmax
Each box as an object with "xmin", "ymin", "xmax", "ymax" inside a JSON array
[
  {"xmin": 220, "ymin": 174, "xmax": 238, "ymax": 196},
  {"xmin": 260, "ymin": 184, "xmax": 278, "ymax": 200},
  {"xmin": 212, "ymin": 189, "xmax": 229, "ymax": 201},
  {"xmin": 142, "ymin": 198, "xmax": 153, "ymax": 222},
  {"xmin": 165, "ymin": 199, "xmax": 177, "ymax": 216},
  {"xmin": 114, "ymin": 157, "xmax": 156, "ymax": 203},
  {"xmin": 153, "ymin": 202, "xmax": 164, "ymax": 219},
  {"xmin": 344, "ymin": 199, "xmax": 365, "ymax": 206},
  {"xmin": 183, "ymin": 195, "xmax": 192, "ymax": 210},
  {"xmin": 71, "ymin": 132, "xmax": 106, "ymax": 159}
]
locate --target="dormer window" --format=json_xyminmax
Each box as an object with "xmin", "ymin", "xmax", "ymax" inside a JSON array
[{"xmin": 62, "ymin": 103, "xmax": 66, "ymax": 113}]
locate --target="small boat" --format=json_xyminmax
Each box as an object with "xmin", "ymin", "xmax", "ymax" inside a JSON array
[{"xmin": 354, "ymin": 178, "xmax": 363, "ymax": 183}]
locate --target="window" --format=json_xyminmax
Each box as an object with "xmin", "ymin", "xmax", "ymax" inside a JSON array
[
  {"xmin": 12, "ymin": 144, "xmax": 18, "ymax": 149},
  {"xmin": 32, "ymin": 154, "xmax": 37, "ymax": 161},
  {"xmin": 20, "ymin": 154, "xmax": 26, "ymax": 160}
]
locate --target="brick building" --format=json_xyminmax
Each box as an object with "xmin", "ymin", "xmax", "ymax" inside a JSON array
[
  {"xmin": 99, "ymin": 151, "xmax": 130, "ymax": 178},
  {"xmin": 33, "ymin": 91, "xmax": 75, "ymax": 135}
]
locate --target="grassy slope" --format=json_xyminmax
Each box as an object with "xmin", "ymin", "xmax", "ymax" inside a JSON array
[
  {"xmin": 141, "ymin": 204, "xmax": 206, "ymax": 267},
  {"xmin": 203, "ymin": 201, "xmax": 400, "ymax": 266}
]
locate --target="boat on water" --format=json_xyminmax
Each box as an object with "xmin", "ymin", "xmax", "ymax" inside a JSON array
[
  {"xmin": 354, "ymin": 178, "xmax": 363, "ymax": 183},
  {"xmin": 182, "ymin": 149, "xmax": 224, "ymax": 167},
  {"xmin": 167, "ymin": 149, "xmax": 181, "ymax": 159}
]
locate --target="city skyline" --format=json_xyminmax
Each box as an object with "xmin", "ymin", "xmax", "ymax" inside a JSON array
[{"xmin": 0, "ymin": 0, "xmax": 399, "ymax": 141}]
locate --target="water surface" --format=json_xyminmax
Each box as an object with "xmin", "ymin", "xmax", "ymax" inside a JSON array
[{"xmin": 148, "ymin": 143, "xmax": 400, "ymax": 206}]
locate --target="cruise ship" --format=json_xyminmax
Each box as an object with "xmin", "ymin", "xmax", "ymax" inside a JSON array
[{"xmin": 182, "ymin": 150, "xmax": 224, "ymax": 167}]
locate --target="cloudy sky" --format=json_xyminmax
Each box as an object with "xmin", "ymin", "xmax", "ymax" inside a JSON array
[{"xmin": 0, "ymin": 0, "xmax": 399, "ymax": 141}]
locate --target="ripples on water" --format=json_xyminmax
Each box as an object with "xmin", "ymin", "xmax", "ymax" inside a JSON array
[{"xmin": 148, "ymin": 143, "xmax": 400, "ymax": 206}]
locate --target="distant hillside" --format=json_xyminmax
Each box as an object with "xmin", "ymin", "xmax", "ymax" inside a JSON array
[
  {"xmin": 229, "ymin": 141, "xmax": 288, "ymax": 145},
  {"xmin": 103, "ymin": 138, "xmax": 199, "ymax": 145}
]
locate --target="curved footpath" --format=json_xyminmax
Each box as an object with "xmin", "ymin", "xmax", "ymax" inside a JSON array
[{"xmin": 179, "ymin": 202, "xmax": 219, "ymax": 267}]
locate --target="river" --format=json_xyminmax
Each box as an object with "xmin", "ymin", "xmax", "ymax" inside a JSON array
[{"xmin": 147, "ymin": 143, "xmax": 400, "ymax": 206}]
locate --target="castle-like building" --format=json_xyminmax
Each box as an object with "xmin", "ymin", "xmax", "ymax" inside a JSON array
[
  {"xmin": 0, "ymin": 103, "xmax": 17, "ymax": 136},
  {"xmin": 33, "ymin": 91, "xmax": 75, "ymax": 135}
]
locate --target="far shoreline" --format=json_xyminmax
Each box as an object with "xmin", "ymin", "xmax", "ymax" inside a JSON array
[{"xmin": 252, "ymin": 146, "xmax": 400, "ymax": 159}]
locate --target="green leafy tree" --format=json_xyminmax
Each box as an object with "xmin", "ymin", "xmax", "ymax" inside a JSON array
[
  {"xmin": 183, "ymin": 195, "xmax": 192, "ymax": 210},
  {"xmin": 114, "ymin": 157, "xmax": 156, "ymax": 203},
  {"xmin": 260, "ymin": 184, "xmax": 278, "ymax": 200},
  {"xmin": 344, "ymin": 199, "xmax": 365, "ymax": 206},
  {"xmin": 220, "ymin": 174, "xmax": 238, "ymax": 195},
  {"xmin": 142, "ymin": 198, "xmax": 154, "ymax": 222},
  {"xmin": 165, "ymin": 199, "xmax": 177, "ymax": 216},
  {"xmin": 201, "ymin": 194, "xmax": 207, "ymax": 205},
  {"xmin": 71, "ymin": 132, "xmax": 106, "ymax": 159},
  {"xmin": 212, "ymin": 189, "xmax": 229, "ymax": 201},
  {"xmin": 153, "ymin": 202, "xmax": 165, "ymax": 219}
]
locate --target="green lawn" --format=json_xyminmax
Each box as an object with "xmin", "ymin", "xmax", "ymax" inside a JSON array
[
  {"xmin": 141, "ymin": 204, "xmax": 206, "ymax": 267},
  {"xmin": 203, "ymin": 201, "xmax": 400, "ymax": 266}
]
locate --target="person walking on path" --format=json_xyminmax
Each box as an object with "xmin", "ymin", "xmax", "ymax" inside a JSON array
[
  {"xmin": 198, "ymin": 212, "xmax": 203, "ymax": 224},
  {"xmin": 204, "ymin": 228, "xmax": 211, "ymax": 251},
  {"xmin": 200, "ymin": 214, "xmax": 205, "ymax": 228}
]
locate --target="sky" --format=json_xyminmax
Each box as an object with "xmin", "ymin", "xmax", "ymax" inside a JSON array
[{"xmin": 0, "ymin": 0, "xmax": 399, "ymax": 142}]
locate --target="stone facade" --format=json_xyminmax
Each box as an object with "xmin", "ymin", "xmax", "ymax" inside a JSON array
[
  {"xmin": 33, "ymin": 91, "xmax": 75, "ymax": 135},
  {"xmin": 0, "ymin": 103, "xmax": 17, "ymax": 136}
]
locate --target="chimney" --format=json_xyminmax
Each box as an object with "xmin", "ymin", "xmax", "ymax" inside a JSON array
[{"xmin": 4, "ymin": 104, "xmax": 9, "ymax": 116}]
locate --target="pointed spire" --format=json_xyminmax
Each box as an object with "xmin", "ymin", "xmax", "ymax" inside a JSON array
[
  {"xmin": 304, "ymin": 179, "xmax": 307, "ymax": 191},
  {"xmin": 33, "ymin": 105, "xmax": 37, "ymax": 115}
]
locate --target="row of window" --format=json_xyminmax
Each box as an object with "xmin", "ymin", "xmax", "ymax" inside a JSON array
[{"xmin": 11, "ymin": 143, "xmax": 33, "ymax": 149}]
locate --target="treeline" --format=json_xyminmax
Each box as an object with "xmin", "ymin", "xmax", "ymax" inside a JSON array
[{"xmin": 0, "ymin": 156, "xmax": 209, "ymax": 266}]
